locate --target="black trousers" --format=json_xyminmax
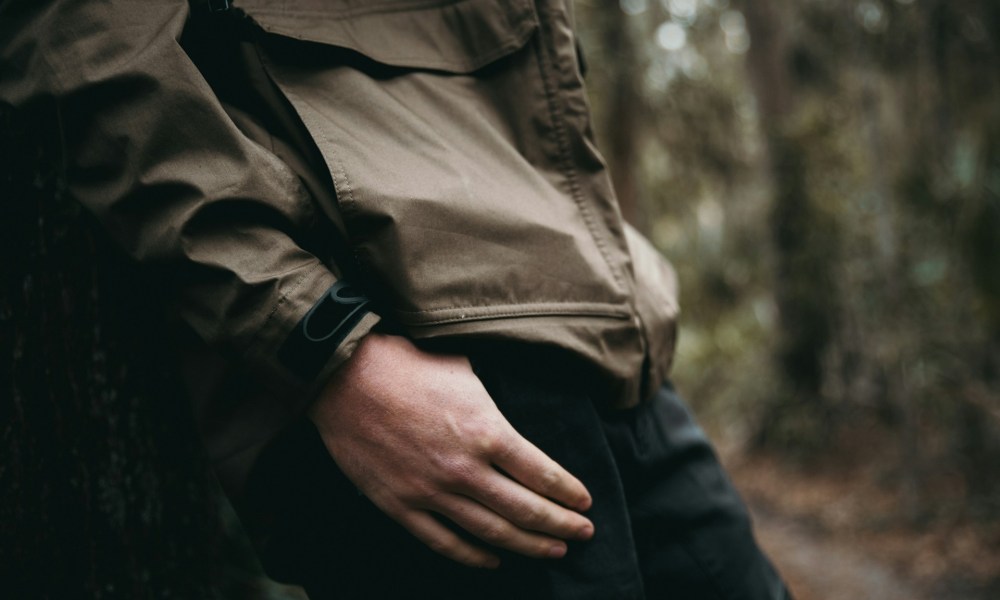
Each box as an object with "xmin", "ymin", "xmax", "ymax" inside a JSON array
[{"xmin": 242, "ymin": 345, "xmax": 791, "ymax": 599}]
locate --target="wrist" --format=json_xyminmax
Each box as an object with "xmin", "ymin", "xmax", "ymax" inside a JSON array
[{"xmin": 307, "ymin": 331, "xmax": 399, "ymax": 423}]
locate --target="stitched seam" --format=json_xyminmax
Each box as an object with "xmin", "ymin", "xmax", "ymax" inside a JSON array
[
  {"xmin": 247, "ymin": 40, "xmax": 318, "ymax": 225},
  {"xmin": 327, "ymin": 142, "xmax": 357, "ymax": 217},
  {"xmin": 402, "ymin": 309, "xmax": 632, "ymax": 327},
  {"xmin": 394, "ymin": 301, "xmax": 628, "ymax": 315},
  {"xmin": 275, "ymin": 86, "xmax": 359, "ymax": 218},
  {"xmin": 530, "ymin": 8, "xmax": 625, "ymax": 290}
]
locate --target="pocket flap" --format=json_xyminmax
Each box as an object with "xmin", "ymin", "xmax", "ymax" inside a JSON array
[{"xmin": 237, "ymin": 0, "xmax": 538, "ymax": 73}]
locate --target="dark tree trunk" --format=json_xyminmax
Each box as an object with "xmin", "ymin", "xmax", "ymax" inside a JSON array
[
  {"xmin": 742, "ymin": 0, "xmax": 837, "ymax": 418},
  {"xmin": 0, "ymin": 101, "xmax": 238, "ymax": 598}
]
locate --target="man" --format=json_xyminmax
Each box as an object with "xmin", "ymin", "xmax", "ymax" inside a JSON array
[{"xmin": 0, "ymin": 0, "xmax": 790, "ymax": 597}]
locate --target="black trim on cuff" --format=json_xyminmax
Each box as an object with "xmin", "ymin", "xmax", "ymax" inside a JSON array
[{"xmin": 277, "ymin": 281, "xmax": 371, "ymax": 381}]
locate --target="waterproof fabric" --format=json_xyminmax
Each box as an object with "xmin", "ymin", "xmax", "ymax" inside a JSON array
[
  {"xmin": 0, "ymin": 0, "xmax": 679, "ymax": 494},
  {"xmin": 244, "ymin": 0, "xmax": 680, "ymax": 400}
]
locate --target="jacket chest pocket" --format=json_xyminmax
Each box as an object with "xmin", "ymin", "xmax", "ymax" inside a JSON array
[
  {"xmin": 237, "ymin": 0, "xmax": 538, "ymax": 73},
  {"xmin": 242, "ymin": 0, "xmax": 634, "ymax": 327}
]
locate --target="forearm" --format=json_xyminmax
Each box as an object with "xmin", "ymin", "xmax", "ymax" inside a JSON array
[{"xmin": 0, "ymin": 0, "xmax": 376, "ymax": 396}]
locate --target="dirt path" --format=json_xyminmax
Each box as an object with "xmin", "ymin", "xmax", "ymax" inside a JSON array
[
  {"xmin": 747, "ymin": 499, "xmax": 929, "ymax": 600},
  {"xmin": 729, "ymin": 452, "xmax": 998, "ymax": 600}
]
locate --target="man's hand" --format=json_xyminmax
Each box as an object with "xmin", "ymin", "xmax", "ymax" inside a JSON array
[{"xmin": 307, "ymin": 333, "xmax": 595, "ymax": 569}]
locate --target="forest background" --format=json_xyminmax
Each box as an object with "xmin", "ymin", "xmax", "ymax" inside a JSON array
[
  {"xmin": 2, "ymin": 0, "xmax": 998, "ymax": 598},
  {"xmin": 576, "ymin": 0, "xmax": 1000, "ymax": 597}
]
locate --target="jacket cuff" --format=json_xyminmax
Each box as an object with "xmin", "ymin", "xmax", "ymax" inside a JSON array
[{"xmin": 243, "ymin": 263, "xmax": 381, "ymax": 400}]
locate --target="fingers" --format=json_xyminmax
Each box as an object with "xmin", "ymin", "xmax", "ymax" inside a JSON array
[
  {"xmin": 400, "ymin": 511, "xmax": 501, "ymax": 569},
  {"xmin": 473, "ymin": 470, "xmax": 594, "ymax": 541},
  {"xmin": 437, "ymin": 495, "xmax": 571, "ymax": 559},
  {"xmin": 490, "ymin": 430, "xmax": 593, "ymax": 512}
]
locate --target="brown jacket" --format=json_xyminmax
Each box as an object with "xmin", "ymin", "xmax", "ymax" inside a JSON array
[{"xmin": 0, "ymin": 0, "xmax": 678, "ymax": 493}]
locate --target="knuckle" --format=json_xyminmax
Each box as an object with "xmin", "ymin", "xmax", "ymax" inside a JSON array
[
  {"xmin": 404, "ymin": 484, "xmax": 442, "ymax": 508},
  {"xmin": 479, "ymin": 522, "xmax": 512, "ymax": 544},
  {"xmin": 461, "ymin": 551, "xmax": 491, "ymax": 568},
  {"xmin": 475, "ymin": 428, "xmax": 504, "ymax": 456},
  {"xmin": 437, "ymin": 456, "xmax": 475, "ymax": 488},
  {"xmin": 489, "ymin": 434, "xmax": 521, "ymax": 462},
  {"xmin": 537, "ymin": 540, "xmax": 558, "ymax": 557},
  {"xmin": 435, "ymin": 542, "xmax": 486, "ymax": 568},
  {"xmin": 464, "ymin": 418, "xmax": 512, "ymax": 457},
  {"xmin": 539, "ymin": 466, "xmax": 562, "ymax": 493},
  {"xmin": 521, "ymin": 503, "xmax": 548, "ymax": 528},
  {"xmin": 426, "ymin": 537, "xmax": 457, "ymax": 557}
]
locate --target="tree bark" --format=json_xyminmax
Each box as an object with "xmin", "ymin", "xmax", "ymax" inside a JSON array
[{"xmin": 0, "ymin": 101, "xmax": 238, "ymax": 598}]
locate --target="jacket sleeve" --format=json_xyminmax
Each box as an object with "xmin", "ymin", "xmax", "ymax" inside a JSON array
[{"xmin": 0, "ymin": 0, "xmax": 380, "ymax": 398}]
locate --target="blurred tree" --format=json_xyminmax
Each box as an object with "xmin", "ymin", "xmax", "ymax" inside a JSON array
[
  {"xmin": 576, "ymin": 0, "xmax": 1000, "ymax": 529},
  {"xmin": 588, "ymin": 1, "xmax": 647, "ymax": 230},
  {"xmin": 740, "ymin": 0, "xmax": 838, "ymax": 432}
]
